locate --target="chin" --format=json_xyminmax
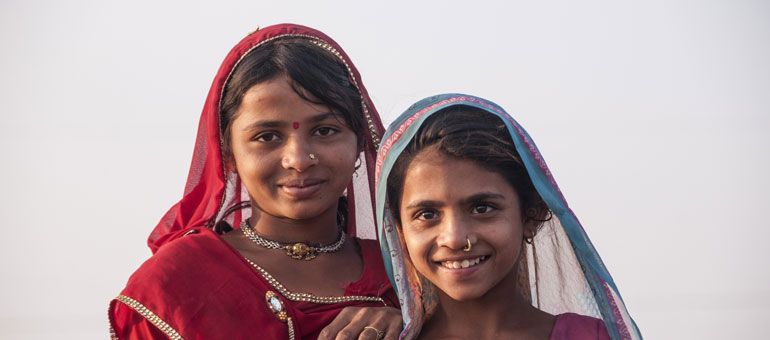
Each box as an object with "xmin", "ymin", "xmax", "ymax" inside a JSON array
[
  {"xmin": 280, "ymin": 210, "xmax": 324, "ymax": 221},
  {"xmin": 282, "ymin": 203, "xmax": 333, "ymax": 220},
  {"xmin": 439, "ymin": 287, "xmax": 487, "ymax": 302}
]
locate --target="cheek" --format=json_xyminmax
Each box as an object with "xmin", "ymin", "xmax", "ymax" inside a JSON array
[
  {"xmin": 341, "ymin": 131, "xmax": 360, "ymax": 158},
  {"xmin": 327, "ymin": 153, "xmax": 357, "ymax": 189},
  {"xmin": 340, "ymin": 150, "xmax": 358, "ymax": 170},
  {"xmin": 342, "ymin": 142, "xmax": 359, "ymax": 166},
  {"xmin": 403, "ymin": 229, "xmax": 430, "ymax": 268},
  {"xmin": 229, "ymin": 141, "xmax": 254, "ymax": 172},
  {"xmin": 234, "ymin": 153, "xmax": 261, "ymax": 176},
  {"xmin": 492, "ymin": 219, "xmax": 524, "ymax": 242},
  {"xmin": 492, "ymin": 225, "xmax": 524, "ymax": 262},
  {"xmin": 326, "ymin": 136, "xmax": 358, "ymax": 168},
  {"xmin": 232, "ymin": 151, "xmax": 277, "ymax": 188}
]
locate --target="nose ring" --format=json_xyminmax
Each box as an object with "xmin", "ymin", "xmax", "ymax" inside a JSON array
[
  {"xmin": 462, "ymin": 237, "xmax": 472, "ymax": 252},
  {"xmin": 309, "ymin": 153, "xmax": 316, "ymax": 160}
]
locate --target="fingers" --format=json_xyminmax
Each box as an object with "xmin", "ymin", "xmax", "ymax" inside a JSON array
[
  {"xmin": 318, "ymin": 307, "xmax": 359, "ymax": 340},
  {"xmin": 382, "ymin": 308, "xmax": 402, "ymax": 340},
  {"xmin": 367, "ymin": 307, "xmax": 401, "ymax": 340},
  {"xmin": 317, "ymin": 306, "xmax": 403, "ymax": 340},
  {"xmin": 359, "ymin": 326, "xmax": 384, "ymax": 340}
]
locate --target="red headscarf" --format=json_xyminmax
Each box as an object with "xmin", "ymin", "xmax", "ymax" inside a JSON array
[{"xmin": 148, "ymin": 24, "xmax": 385, "ymax": 253}]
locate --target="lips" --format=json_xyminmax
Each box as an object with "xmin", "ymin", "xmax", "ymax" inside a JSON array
[
  {"xmin": 438, "ymin": 255, "xmax": 488, "ymax": 269},
  {"xmin": 278, "ymin": 178, "xmax": 324, "ymax": 199}
]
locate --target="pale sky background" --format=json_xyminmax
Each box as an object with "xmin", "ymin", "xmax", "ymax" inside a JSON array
[{"xmin": 1, "ymin": 0, "xmax": 768, "ymax": 339}]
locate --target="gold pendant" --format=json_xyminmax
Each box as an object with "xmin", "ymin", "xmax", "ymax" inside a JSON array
[{"xmin": 286, "ymin": 243, "xmax": 318, "ymax": 260}]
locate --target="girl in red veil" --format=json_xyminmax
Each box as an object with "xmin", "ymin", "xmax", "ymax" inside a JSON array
[{"xmin": 109, "ymin": 24, "xmax": 400, "ymax": 340}]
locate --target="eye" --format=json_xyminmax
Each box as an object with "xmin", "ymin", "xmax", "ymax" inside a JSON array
[
  {"xmin": 255, "ymin": 132, "xmax": 280, "ymax": 142},
  {"xmin": 313, "ymin": 126, "xmax": 339, "ymax": 137},
  {"xmin": 415, "ymin": 210, "xmax": 437, "ymax": 221},
  {"xmin": 472, "ymin": 204, "xmax": 495, "ymax": 214}
]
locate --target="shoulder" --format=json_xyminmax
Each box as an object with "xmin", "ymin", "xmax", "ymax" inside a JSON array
[
  {"xmin": 110, "ymin": 228, "xmax": 274, "ymax": 337},
  {"xmin": 129, "ymin": 228, "xmax": 233, "ymax": 281},
  {"xmin": 549, "ymin": 313, "xmax": 610, "ymax": 340},
  {"xmin": 117, "ymin": 228, "xmax": 253, "ymax": 305}
]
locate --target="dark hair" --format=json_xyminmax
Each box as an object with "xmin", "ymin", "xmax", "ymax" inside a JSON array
[
  {"xmin": 214, "ymin": 37, "xmax": 364, "ymax": 232},
  {"xmin": 220, "ymin": 37, "xmax": 365, "ymax": 159},
  {"xmin": 386, "ymin": 105, "xmax": 550, "ymax": 227}
]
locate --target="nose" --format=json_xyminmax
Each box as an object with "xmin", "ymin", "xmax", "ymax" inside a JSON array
[
  {"xmin": 281, "ymin": 135, "xmax": 316, "ymax": 172},
  {"xmin": 435, "ymin": 212, "xmax": 470, "ymax": 251}
]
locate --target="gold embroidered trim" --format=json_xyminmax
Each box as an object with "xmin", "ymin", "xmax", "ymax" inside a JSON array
[
  {"xmin": 287, "ymin": 317, "xmax": 296, "ymax": 340},
  {"xmin": 308, "ymin": 38, "xmax": 381, "ymax": 149},
  {"xmin": 109, "ymin": 302, "xmax": 119, "ymax": 340},
  {"xmin": 245, "ymin": 258, "xmax": 385, "ymax": 305},
  {"xmin": 109, "ymin": 324, "xmax": 119, "ymax": 340},
  {"xmin": 113, "ymin": 295, "xmax": 184, "ymax": 340}
]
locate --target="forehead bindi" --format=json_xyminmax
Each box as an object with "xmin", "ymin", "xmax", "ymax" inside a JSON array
[{"xmin": 235, "ymin": 79, "xmax": 335, "ymax": 132}]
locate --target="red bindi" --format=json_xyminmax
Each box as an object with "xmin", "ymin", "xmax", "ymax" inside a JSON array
[{"xmin": 292, "ymin": 122, "xmax": 299, "ymax": 129}]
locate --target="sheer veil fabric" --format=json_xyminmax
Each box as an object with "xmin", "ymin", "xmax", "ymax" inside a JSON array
[
  {"xmin": 375, "ymin": 94, "xmax": 642, "ymax": 340},
  {"xmin": 148, "ymin": 23, "xmax": 385, "ymax": 254}
]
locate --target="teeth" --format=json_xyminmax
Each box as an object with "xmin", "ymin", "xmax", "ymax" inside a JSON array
[{"xmin": 441, "ymin": 256, "xmax": 486, "ymax": 269}]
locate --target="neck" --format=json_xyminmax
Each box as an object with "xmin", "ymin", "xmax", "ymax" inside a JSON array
[
  {"xmin": 248, "ymin": 204, "xmax": 341, "ymax": 245},
  {"xmin": 424, "ymin": 271, "xmax": 534, "ymax": 339}
]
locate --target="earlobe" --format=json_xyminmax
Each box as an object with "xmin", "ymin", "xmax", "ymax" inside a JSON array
[
  {"xmin": 353, "ymin": 156, "xmax": 362, "ymax": 171},
  {"xmin": 523, "ymin": 226, "xmax": 536, "ymax": 239},
  {"xmin": 523, "ymin": 222, "xmax": 538, "ymax": 244}
]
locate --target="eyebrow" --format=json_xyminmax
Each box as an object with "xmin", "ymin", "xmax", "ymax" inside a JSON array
[
  {"xmin": 462, "ymin": 193, "xmax": 506, "ymax": 204},
  {"xmin": 403, "ymin": 192, "xmax": 506, "ymax": 210},
  {"xmin": 242, "ymin": 112, "xmax": 339, "ymax": 132},
  {"xmin": 308, "ymin": 112, "xmax": 340, "ymax": 124},
  {"xmin": 404, "ymin": 200, "xmax": 444, "ymax": 210}
]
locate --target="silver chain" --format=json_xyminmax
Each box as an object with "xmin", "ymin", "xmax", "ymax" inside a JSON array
[{"xmin": 240, "ymin": 220, "xmax": 346, "ymax": 254}]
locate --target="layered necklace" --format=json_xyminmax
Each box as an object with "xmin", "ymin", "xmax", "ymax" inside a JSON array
[{"xmin": 240, "ymin": 220, "xmax": 346, "ymax": 261}]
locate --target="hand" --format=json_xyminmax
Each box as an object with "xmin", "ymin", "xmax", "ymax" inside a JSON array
[{"xmin": 318, "ymin": 306, "xmax": 402, "ymax": 340}]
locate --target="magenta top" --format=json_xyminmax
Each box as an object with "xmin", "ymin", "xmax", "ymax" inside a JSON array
[{"xmin": 550, "ymin": 313, "xmax": 611, "ymax": 340}]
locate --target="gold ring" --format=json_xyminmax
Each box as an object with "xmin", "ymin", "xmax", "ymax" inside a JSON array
[
  {"xmin": 363, "ymin": 326, "xmax": 384, "ymax": 340},
  {"xmin": 462, "ymin": 237, "xmax": 472, "ymax": 252}
]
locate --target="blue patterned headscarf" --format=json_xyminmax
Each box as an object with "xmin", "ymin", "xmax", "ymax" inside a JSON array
[{"xmin": 375, "ymin": 94, "xmax": 642, "ymax": 340}]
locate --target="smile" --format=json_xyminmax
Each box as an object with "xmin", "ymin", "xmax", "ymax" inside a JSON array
[
  {"xmin": 440, "ymin": 255, "xmax": 487, "ymax": 269},
  {"xmin": 278, "ymin": 179, "xmax": 324, "ymax": 198},
  {"xmin": 280, "ymin": 178, "xmax": 323, "ymax": 187}
]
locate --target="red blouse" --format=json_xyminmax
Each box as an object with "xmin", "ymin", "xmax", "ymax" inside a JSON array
[{"xmin": 110, "ymin": 228, "xmax": 398, "ymax": 340}]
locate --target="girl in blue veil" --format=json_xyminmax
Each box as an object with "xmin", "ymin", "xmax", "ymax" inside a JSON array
[{"xmin": 376, "ymin": 94, "xmax": 641, "ymax": 339}]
